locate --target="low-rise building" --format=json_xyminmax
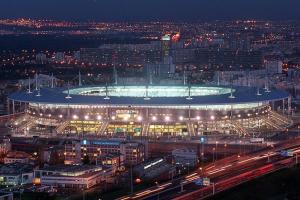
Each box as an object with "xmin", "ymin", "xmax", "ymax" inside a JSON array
[
  {"xmin": 0, "ymin": 163, "xmax": 34, "ymax": 186},
  {"xmin": 134, "ymin": 158, "xmax": 176, "ymax": 181},
  {"xmin": 99, "ymin": 153, "xmax": 123, "ymax": 174},
  {"xmin": 34, "ymin": 165, "xmax": 113, "ymax": 189},
  {"xmin": 172, "ymin": 149, "xmax": 198, "ymax": 167},
  {"xmin": 4, "ymin": 151, "xmax": 32, "ymax": 164},
  {"xmin": 0, "ymin": 193, "xmax": 13, "ymax": 200},
  {"xmin": 64, "ymin": 139, "xmax": 147, "ymax": 167},
  {"xmin": 0, "ymin": 139, "xmax": 11, "ymax": 156}
]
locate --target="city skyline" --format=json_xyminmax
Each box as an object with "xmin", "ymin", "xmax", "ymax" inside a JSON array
[{"xmin": 0, "ymin": 0, "xmax": 300, "ymax": 21}]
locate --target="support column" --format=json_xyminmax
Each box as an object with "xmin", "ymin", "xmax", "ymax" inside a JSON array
[
  {"xmin": 12, "ymin": 100, "xmax": 15, "ymax": 114},
  {"xmin": 7, "ymin": 99, "xmax": 10, "ymax": 115},
  {"xmin": 288, "ymin": 96, "xmax": 292, "ymax": 118},
  {"xmin": 24, "ymin": 102, "xmax": 27, "ymax": 113},
  {"xmin": 188, "ymin": 105, "xmax": 192, "ymax": 136},
  {"xmin": 19, "ymin": 101, "xmax": 22, "ymax": 113},
  {"xmin": 106, "ymin": 107, "xmax": 109, "ymax": 120},
  {"xmin": 146, "ymin": 108, "xmax": 149, "ymax": 138},
  {"xmin": 146, "ymin": 108, "xmax": 149, "ymax": 119},
  {"xmin": 67, "ymin": 104, "xmax": 70, "ymax": 119},
  {"xmin": 282, "ymin": 99, "xmax": 285, "ymax": 115}
]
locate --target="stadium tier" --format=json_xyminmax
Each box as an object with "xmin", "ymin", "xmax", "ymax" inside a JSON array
[{"xmin": 7, "ymin": 85, "xmax": 292, "ymax": 138}]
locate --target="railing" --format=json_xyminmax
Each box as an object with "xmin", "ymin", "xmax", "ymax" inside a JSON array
[
  {"xmin": 17, "ymin": 119, "xmax": 35, "ymax": 131},
  {"xmin": 97, "ymin": 121, "xmax": 108, "ymax": 135},
  {"xmin": 187, "ymin": 122, "xmax": 195, "ymax": 136},
  {"xmin": 269, "ymin": 110, "xmax": 291, "ymax": 125},
  {"xmin": 55, "ymin": 120, "xmax": 70, "ymax": 134},
  {"xmin": 141, "ymin": 122, "xmax": 150, "ymax": 137},
  {"xmin": 264, "ymin": 117, "xmax": 282, "ymax": 130},
  {"xmin": 0, "ymin": 112, "xmax": 24, "ymax": 121},
  {"xmin": 231, "ymin": 121, "xmax": 249, "ymax": 136}
]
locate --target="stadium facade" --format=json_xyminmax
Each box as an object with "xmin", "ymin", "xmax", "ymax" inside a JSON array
[{"xmin": 7, "ymin": 85, "xmax": 292, "ymax": 138}]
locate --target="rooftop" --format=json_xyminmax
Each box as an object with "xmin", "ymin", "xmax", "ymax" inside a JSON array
[
  {"xmin": 40, "ymin": 164, "xmax": 102, "ymax": 173},
  {"xmin": 8, "ymin": 85, "xmax": 289, "ymax": 106},
  {"xmin": 0, "ymin": 163, "xmax": 34, "ymax": 175}
]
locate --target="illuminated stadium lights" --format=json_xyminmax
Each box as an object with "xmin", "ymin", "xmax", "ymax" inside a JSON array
[
  {"xmin": 97, "ymin": 115, "xmax": 102, "ymax": 120},
  {"xmin": 84, "ymin": 115, "xmax": 89, "ymax": 120},
  {"xmin": 66, "ymin": 86, "xmax": 233, "ymax": 98},
  {"xmin": 210, "ymin": 115, "xmax": 215, "ymax": 120},
  {"xmin": 257, "ymin": 88, "xmax": 262, "ymax": 96},
  {"xmin": 144, "ymin": 96, "xmax": 151, "ymax": 100},
  {"xmin": 229, "ymin": 93, "xmax": 235, "ymax": 99},
  {"xmin": 137, "ymin": 116, "xmax": 143, "ymax": 121},
  {"xmin": 36, "ymin": 90, "xmax": 41, "ymax": 97},
  {"xmin": 73, "ymin": 115, "xmax": 78, "ymax": 120},
  {"xmin": 165, "ymin": 116, "xmax": 170, "ymax": 122},
  {"xmin": 152, "ymin": 116, "xmax": 157, "ymax": 121},
  {"xmin": 103, "ymin": 96, "xmax": 110, "ymax": 100}
]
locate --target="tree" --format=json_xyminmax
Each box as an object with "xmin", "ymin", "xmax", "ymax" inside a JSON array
[{"xmin": 82, "ymin": 155, "xmax": 90, "ymax": 165}]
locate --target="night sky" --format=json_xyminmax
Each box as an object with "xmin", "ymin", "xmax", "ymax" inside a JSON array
[{"xmin": 0, "ymin": 0, "xmax": 299, "ymax": 21}]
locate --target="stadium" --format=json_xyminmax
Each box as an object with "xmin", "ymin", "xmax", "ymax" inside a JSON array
[{"xmin": 7, "ymin": 84, "xmax": 292, "ymax": 138}]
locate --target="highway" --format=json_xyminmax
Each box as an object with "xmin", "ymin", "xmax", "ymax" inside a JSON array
[{"xmin": 117, "ymin": 138, "xmax": 300, "ymax": 200}]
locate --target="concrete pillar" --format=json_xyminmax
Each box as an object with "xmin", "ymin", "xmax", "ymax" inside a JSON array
[
  {"xmin": 146, "ymin": 108, "xmax": 149, "ymax": 119},
  {"xmin": 12, "ymin": 100, "xmax": 15, "ymax": 114},
  {"xmin": 288, "ymin": 96, "xmax": 292, "ymax": 117},
  {"xmin": 106, "ymin": 107, "xmax": 109, "ymax": 120},
  {"xmin": 19, "ymin": 101, "xmax": 22, "ymax": 113},
  {"xmin": 7, "ymin": 99, "xmax": 10, "ymax": 115},
  {"xmin": 282, "ymin": 99, "xmax": 285, "ymax": 115},
  {"xmin": 67, "ymin": 104, "xmax": 70, "ymax": 119},
  {"xmin": 188, "ymin": 105, "xmax": 192, "ymax": 136}
]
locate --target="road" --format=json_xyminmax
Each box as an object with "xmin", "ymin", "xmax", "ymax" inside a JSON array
[{"xmin": 117, "ymin": 138, "xmax": 300, "ymax": 200}]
